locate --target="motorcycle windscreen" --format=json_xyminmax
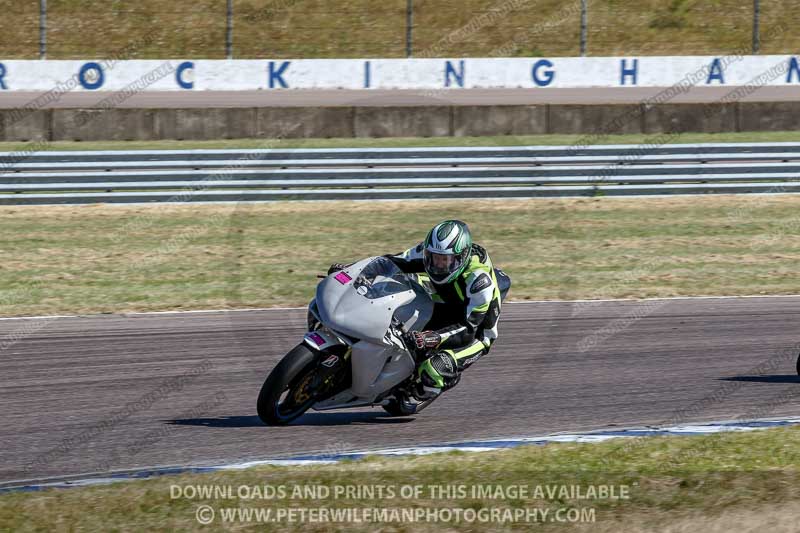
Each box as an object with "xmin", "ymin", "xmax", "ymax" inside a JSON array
[{"xmin": 316, "ymin": 257, "xmax": 432, "ymax": 343}]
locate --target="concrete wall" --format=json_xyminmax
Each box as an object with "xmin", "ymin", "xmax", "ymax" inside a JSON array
[
  {"xmin": 3, "ymin": 56, "xmax": 800, "ymax": 91},
  {"xmin": 1, "ymin": 102, "xmax": 798, "ymax": 142}
]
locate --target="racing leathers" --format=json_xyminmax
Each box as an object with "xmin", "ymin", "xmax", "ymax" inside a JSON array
[{"xmin": 387, "ymin": 242, "xmax": 504, "ymax": 397}]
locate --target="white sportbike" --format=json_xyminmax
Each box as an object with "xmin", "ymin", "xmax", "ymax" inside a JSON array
[{"xmin": 256, "ymin": 255, "xmax": 509, "ymax": 425}]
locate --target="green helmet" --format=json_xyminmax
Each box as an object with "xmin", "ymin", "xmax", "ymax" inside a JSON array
[{"xmin": 423, "ymin": 220, "xmax": 472, "ymax": 284}]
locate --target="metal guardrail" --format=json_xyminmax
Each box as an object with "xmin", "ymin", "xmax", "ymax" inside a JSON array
[{"xmin": 1, "ymin": 143, "xmax": 800, "ymax": 205}]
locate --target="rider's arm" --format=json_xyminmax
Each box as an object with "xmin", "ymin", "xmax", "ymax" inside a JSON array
[
  {"xmin": 328, "ymin": 243, "xmax": 423, "ymax": 275},
  {"xmin": 435, "ymin": 272, "xmax": 496, "ymax": 350},
  {"xmin": 385, "ymin": 242, "xmax": 425, "ymax": 273}
]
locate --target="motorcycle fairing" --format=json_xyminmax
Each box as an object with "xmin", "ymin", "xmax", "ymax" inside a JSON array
[
  {"xmin": 315, "ymin": 256, "xmax": 434, "ymax": 342},
  {"xmin": 309, "ymin": 256, "xmax": 435, "ymax": 409}
]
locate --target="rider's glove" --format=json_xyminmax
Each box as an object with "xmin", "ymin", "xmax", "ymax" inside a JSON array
[
  {"xmin": 327, "ymin": 263, "xmax": 349, "ymax": 275},
  {"xmin": 404, "ymin": 330, "xmax": 441, "ymax": 352}
]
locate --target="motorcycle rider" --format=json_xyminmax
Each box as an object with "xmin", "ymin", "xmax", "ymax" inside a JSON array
[{"xmin": 330, "ymin": 220, "xmax": 507, "ymax": 401}]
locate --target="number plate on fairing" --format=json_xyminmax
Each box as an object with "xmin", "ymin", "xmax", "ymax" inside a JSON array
[{"xmin": 303, "ymin": 330, "xmax": 345, "ymax": 351}]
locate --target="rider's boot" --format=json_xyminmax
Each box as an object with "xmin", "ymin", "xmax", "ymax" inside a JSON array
[{"xmin": 415, "ymin": 351, "xmax": 460, "ymax": 401}]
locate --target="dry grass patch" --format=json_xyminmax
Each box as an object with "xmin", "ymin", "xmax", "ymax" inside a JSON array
[
  {"xmin": 3, "ymin": 195, "xmax": 800, "ymax": 316},
  {"xmin": 0, "ymin": 0, "xmax": 795, "ymax": 58}
]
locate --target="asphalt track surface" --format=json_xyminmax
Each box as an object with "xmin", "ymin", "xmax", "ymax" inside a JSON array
[
  {"xmin": 2, "ymin": 297, "xmax": 800, "ymax": 488},
  {"xmin": 1, "ymin": 87, "xmax": 800, "ymax": 108}
]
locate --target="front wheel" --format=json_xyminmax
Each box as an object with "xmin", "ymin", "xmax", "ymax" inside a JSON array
[{"xmin": 257, "ymin": 344, "xmax": 318, "ymax": 426}]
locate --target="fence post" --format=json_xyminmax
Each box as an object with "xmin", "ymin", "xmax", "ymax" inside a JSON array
[
  {"xmin": 752, "ymin": 0, "xmax": 760, "ymax": 54},
  {"xmin": 226, "ymin": 0, "xmax": 233, "ymax": 59},
  {"xmin": 405, "ymin": 0, "xmax": 413, "ymax": 57},
  {"xmin": 39, "ymin": 0, "xmax": 47, "ymax": 59},
  {"xmin": 579, "ymin": 0, "xmax": 588, "ymax": 56}
]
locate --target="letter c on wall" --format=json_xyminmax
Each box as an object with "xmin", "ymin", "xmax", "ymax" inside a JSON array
[{"xmin": 176, "ymin": 61, "xmax": 194, "ymax": 89}]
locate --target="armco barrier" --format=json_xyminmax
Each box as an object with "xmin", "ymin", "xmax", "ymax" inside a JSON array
[
  {"xmin": 2, "ymin": 102, "xmax": 799, "ymax": 143},
  {"xmin": 1, "ymin": 143, "xmax": 800, "ymax": 205}
]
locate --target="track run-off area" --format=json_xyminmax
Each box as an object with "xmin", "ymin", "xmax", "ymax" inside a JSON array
[{"xmin": 2, "ymin": 296, "xmax": 799, "ymax": 489}]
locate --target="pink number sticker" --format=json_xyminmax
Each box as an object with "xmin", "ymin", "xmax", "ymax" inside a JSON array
[
  {"xmin": 334, "ymin": 272, "xmax": 352, "ymax": 284},
  {"xmin": 308, "ymin": 332, "xmax": 326, "ymax": 346}
]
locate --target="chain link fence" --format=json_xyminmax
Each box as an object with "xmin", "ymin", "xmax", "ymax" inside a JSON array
[{"xmin": 0, "ymin": 0, "xmax": 791, "ymax": 59}]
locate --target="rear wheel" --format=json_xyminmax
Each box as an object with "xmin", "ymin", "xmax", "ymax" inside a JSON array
[{"xmin": 257, "ymin": 344, "xmax": 318, "ymax": 426}]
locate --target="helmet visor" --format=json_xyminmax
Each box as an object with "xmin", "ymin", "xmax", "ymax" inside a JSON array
[{"xmin": 423, "ymin": 249, "xmax": 464, "ymax": 282}]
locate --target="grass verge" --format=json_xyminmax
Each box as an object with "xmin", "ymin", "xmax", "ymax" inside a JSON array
[
  {"xmin": 1, "ymin": 0, "xmax": 795, "ymax": 59},
  {"xmin": 1, "ymin": 426, "xmax": 799, "ymax": 531},
  {"xmin": 1, "ymin": 130, "xmax": 799, "ymax": 152},
  {"xmin": 3, "ymin": 195, "xmax": 800, "ymax": 317}
]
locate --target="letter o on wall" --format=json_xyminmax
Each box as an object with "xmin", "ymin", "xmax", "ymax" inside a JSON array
[{"xmin": 79, "ymin": 62, "xmax": 105, "ymax": 90}]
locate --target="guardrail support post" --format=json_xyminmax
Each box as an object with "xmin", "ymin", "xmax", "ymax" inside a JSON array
[
  {"xmin": 226, "ymin": 0, "xmax": 234, "ymax": 59},
  {"xmin": 39, "ymin": 0, "xmax": 47, "ymax": 59},
  {"xmin": 752, "ymin": 0, "xmax": 760, "ymax": 54},
  {"xmin": 580, "ymin": 0, "xmax": 588, "ymax": 56},
  {"xmin": 405, "ymin": 0, "xmax": 413, "ymax": 58}
]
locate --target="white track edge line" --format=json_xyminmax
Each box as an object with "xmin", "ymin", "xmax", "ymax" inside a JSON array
[{"xmin": 4, "ymin": 416, "xmax": 800, "ymax": 492}]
